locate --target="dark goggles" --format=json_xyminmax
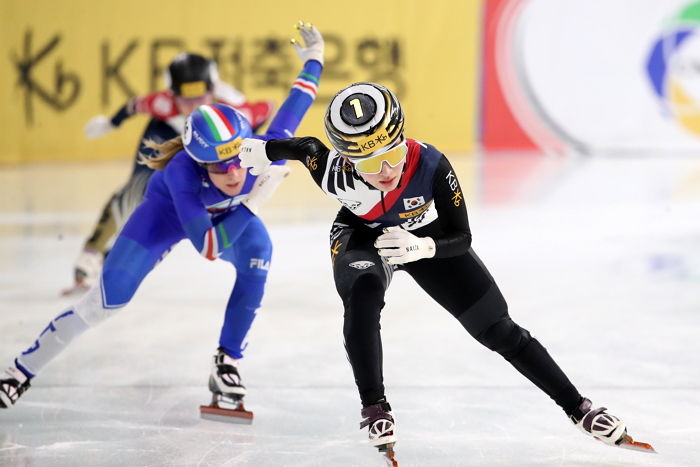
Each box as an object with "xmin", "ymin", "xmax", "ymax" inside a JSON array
[{"xmin": 200, "ymin": 156, "xmax": 242, "ymax": 174}]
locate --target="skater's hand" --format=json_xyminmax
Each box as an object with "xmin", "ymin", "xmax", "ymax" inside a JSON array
[
  {"xmin": 239, "ymin": 138, "xmax": 272, "ymax": 176},
  {"xmin": 84, "ymin": 115, "xmax": 115, "ymax": 139},
  {"xmin": 290, "ymin": 21, "xmax": 324, "ymax": 65},
  {"xmin": 242, "ymin": 165, "xmax": 291, "ymax": 215},
  {"xmin": 375, "ymin": 226, "xmax": 436, "ymax": 264}
]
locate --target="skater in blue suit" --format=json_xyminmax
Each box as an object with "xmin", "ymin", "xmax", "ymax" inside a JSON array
[{"xmin": 0, "ymin": 22, "xmax": 324, "ymax": 415}]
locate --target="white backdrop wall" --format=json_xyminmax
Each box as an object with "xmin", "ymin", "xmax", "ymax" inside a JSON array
[{"xmin": 513, "ymin": 0, "xmax": 700, "ymax": 154}]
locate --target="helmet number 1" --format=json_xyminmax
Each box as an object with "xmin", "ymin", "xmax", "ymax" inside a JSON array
[{"xmin": 349, "ymin": 98, "xmax": 363, "ymax": 119}]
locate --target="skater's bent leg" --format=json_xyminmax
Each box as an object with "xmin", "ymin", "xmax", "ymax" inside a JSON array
[
  {"xmin": 18, "ymin": 241, "xmax": 158, "ymax": 377},
  {"xmin": 218, "ymin": 274, "xmax": 267, "ymax": 359},
  {"xmin": 101, "ymin": 237, "xmax": 158, "ymax": 306},
  {"xmin": 17, "ymin": 200, "xmax": 181, "ymax": 378},
  {"xmin": 102, "ymin": 198, "xmax": 184, "ymax": 306},
  {"xmin": 343, "ymin": 274, "xmax": 386, "ymax": 406},
  {"xmin": 333, "ymin": 233, "xmax": 391, "ymax": 407},
  {"xmin": 459, "ymin": 285, "xmax": 581, "ymax": 414},
  {"xmin": 83, "ymin": 192, "xmax": 119, "ymax": 256},
  {"xmin": 406, "ymin": 250, "xmax": 581, "ymax": 415},
  {"xmin": 16, "ymin": 283, "xmax": 119, "ymax": 376},
  {"xmin": 218, "ymin": 216, "xmax": 272, "ymax": 359}
]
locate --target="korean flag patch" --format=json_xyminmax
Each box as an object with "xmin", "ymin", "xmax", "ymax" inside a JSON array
[{"xmin": 403, "ymin": 196, "xmax": 425, "ymax": 210}]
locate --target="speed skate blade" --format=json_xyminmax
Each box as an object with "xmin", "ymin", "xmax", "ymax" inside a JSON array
[
  {"xmin": 199, "ymin": 404, "xmax": 253, "ymax": 424},
  {"xmin": 378, "ymin": 443, "xmax": 399, "ymax": 467},
  {"xmin": 618, "ymin": 435, "xmax": 657, "ymax": 454}
]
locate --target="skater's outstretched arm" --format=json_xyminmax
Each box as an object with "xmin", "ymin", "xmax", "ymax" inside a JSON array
[
  {"xmin": 240, "ymin": 136, "xmax": 330, "ymax": 185},
  {"xmin": 257, "ymin": 23, "xmax": 324, "ymax": 142},
  {"xmin": 83, "ymin": 91, "xmax": 174, "ymax": 139}
]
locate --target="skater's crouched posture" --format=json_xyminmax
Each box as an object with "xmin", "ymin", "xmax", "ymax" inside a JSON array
[
  {"xmin": 238, "ymin": 82, "xmax": 653, "ymax": 459},
  {"xmin": 0, "ymin": 24, "xmax": 325, "ymax": 419},
  {"xmin": 67, "ymin": 51, "xmax": 276, "ymax": 295}
]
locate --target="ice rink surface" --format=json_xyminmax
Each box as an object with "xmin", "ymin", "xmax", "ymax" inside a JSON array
[{"xmin": 1, "ymin": 155, "xmax": 700, "ymax": 466}]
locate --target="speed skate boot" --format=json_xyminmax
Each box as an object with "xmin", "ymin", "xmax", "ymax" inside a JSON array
[
  {"xmin": 0, "ymin": 363, "xmax": 31, "ymax": 408},
  {"xmin": 361, "ymin": 399, "xmax": 398, "ymax": 466},
  {"xmin": 570, "ymin": 397, "xmax": 656, "ymax": 453},
  {"xmin": 199, "ymin": 348, "xmax": 253, "ymax": 424}
]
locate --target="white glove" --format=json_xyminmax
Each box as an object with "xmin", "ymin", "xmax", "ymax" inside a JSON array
[
  {"xmin": 242, "ymin": 165, "xmax": 291, "ymax": 215},
  {"xmin": 84, "ymin": 115, "xmax": 115, "ymax": 139},
  {"xmin": 239, "ymin": 138, "xmax": 272, "ymax": 176},
  {"xmin": 374, "ymin": 226, "xmax": 436, "ymax": 265},
  {"xmin": 291, "ymin": 21, "xmax": 324, "ymax": 65}
]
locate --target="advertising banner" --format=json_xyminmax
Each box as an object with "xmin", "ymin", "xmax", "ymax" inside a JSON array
[{"xmin": 1, "ymin": 0, "xmax": 481, "ymax": 163}]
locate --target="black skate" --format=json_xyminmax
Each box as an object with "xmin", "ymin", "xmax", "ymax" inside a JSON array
[
  {"xmin": 0, "ymin": 365, "xmax": 31, "ymax": 409},
  {"xmin": 571, "ymin": 397, "xmax": 656, "ymax": 453},
  {"xmin": 361, "ymin": 400, "xmax": 399, "ymax": 466},
  {"xmin": 199, "ymin": 349, "xmax": 253, "ymax": 424}
]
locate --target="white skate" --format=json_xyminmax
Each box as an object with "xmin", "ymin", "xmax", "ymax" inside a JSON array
[
  {"xmin": 361, "ymin": 400, "xmax": 398, "ymax": 466},
  {"xmin": 199, "ymin": 349, "xmax": 252, "ymax": 424},
  {"xmin": 0, "ymin": 364, "xmax": 31, "ymax": 408},
  {"xmin": 571, "ymin": 397, "xmax": 656, "ymax": 453}
]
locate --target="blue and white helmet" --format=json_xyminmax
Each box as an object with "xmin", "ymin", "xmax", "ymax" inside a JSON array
[{"xmin": 182, "ymin": 103, "xmax": 253, "ymax": 163}]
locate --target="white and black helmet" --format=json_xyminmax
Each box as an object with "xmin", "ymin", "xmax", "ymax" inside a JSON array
[{"xmin": 324, "ymin": 82, "xmax": 404, "ymax": 159}]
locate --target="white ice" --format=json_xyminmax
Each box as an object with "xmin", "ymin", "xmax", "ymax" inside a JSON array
[{"xmin": 1, "ymin": 155, "xmax": 699, "ymax": 466}]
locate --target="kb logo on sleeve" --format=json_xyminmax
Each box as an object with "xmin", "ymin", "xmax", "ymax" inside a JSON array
[{"xmin": 445, "ymin": 171, "xmax": 458, "ymax": 191}]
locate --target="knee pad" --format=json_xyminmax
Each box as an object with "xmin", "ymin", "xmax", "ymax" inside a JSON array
[
  {"xmin": 477, "ymin": 318, "xmax": 532, "ymax": 360},
  {"xmin": 100, "ymin": 270, "xmax": 141, "ymax": 308},
  {"xmin": 347, "ymin": 274, "xmax": 385, "ymax": 309},
  {"xmin": 339, "ymin": 270, "xmax": 386, "ymax": 308},
  {"xmin": 334, "ymin": 252, "xmax": 391, "ymax": 300},
  {"xmin": 101, "ymin": 236, "xmax": 154, "ymax": 305}
]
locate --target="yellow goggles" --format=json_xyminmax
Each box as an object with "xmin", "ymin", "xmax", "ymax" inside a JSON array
[{"xmin": 350, "ymin": 142, "xmax": 408, "ymax": 174}]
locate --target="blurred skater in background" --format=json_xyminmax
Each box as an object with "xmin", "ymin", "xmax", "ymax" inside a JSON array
[{"xmin": 65, "ymin": 51, "xmax": 276, "ymax": 295}]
